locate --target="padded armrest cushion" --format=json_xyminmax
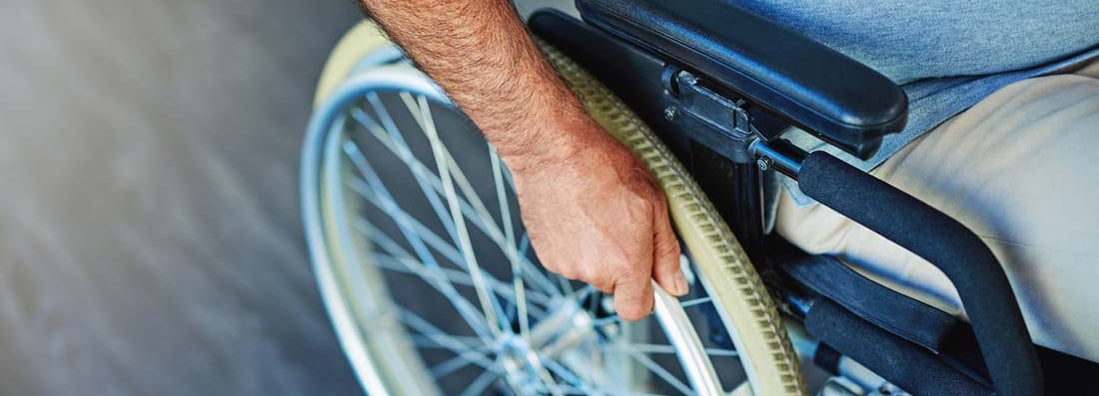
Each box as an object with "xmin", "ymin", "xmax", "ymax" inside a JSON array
[{"xmin": 576, "ymin": 0, "xmax": 908, "ymax": 157}]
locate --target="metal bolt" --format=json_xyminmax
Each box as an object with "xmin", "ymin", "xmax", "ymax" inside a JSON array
[
  {"xmin": 663, "ymin": 107, "xmax": 678, "ymax": 121},
  {"xmin": 757, "ymin": 157, "xmax": 773, "ymax": 171},
  {"xmin": 878, "ymin": 384, "xmax": 899, "ymax": 395}
]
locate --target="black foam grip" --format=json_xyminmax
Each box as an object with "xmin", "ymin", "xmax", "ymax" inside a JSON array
[
  {"xmin": 813, "ymin": 343, "xmax": 843, "ymax": 375},
  {"xmin": 797, "ymin": 151, "xmax": 1042, "ymax": 396},
  {"xmin": 806, "ymin": 299, "xmax": 991, "ymax": 396}
]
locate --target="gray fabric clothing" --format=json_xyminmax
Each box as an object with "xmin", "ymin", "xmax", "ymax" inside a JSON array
[
  {"xmin": 730, "ymin": 0, "xmax": 1099, "ymax": 204},
  {"xmin": 775, "ymin": 62, "xmax": 1099, "ymax": 361}
]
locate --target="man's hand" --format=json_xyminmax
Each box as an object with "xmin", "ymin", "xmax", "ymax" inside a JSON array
[
  {"xmin": 359, "ymin": 0, "xmax": 687, "ymax": 319},
  {"xmin": 507, "ymin": 116, "xmax": 687, "ymax": 321}
]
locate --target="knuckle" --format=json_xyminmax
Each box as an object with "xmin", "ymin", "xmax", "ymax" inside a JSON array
[
  {"xmin": 548, "ymin": 264, "xmax": 577, "ymax": 280},
  {"xmin": 606, "ymin": 253, "xmax": 630, "ymax": 271},
  {"xmin": 582, "ymin": 267, "xmax": 614, "ymax": 290},
  {"xmin": 615, "ymin": 263, "xmax": 645, "ymax": 281},
  {"xmin": 622, "ymin": 193, "xmax": 653, "ymax": 217},
  {"xmin": 659, "ymin": 239, "xmax": 682, "ymax": 259},
  {"xmin": 634, "ymin": 195, "xmax": 656, "ymax": 214}
]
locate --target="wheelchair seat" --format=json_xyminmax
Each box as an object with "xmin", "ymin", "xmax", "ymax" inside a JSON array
[
  {"xmin": 576, "ymin": 0, "xmax": 908, "ymax": 159},
  {"xmin": 533, "ymin": 5, "xmax": 1099, "ymax": 394}
]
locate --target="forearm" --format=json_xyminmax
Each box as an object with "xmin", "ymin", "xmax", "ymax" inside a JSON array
[
  {"xmin": 358, "ymin": 0, "xmax": 596, "ymax": 168},
  {"xmin": 357, "ymin": 1, "xmax": 688, "ymax": 318}
]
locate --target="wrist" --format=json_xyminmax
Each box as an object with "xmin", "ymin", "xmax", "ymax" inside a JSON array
[{"xmin": 497, "ymin": 109, "xmax": 606, "ymax": 177}]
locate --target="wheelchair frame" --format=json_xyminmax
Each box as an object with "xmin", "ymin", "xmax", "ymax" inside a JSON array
[{"xmin": 529, "ymin": 6, "xmax": 1098, "ymax": 396}]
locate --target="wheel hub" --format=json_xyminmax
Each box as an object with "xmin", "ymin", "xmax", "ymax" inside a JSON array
[{"xmin": 493, "ymin": 296, "xmax": 612, "ymax": 393}]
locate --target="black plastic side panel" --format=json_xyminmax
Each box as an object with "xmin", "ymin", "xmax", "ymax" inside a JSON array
[
  {"xmin": 576, "ymin": 0, "xmax": 908, "ymax": 158},
  {"xmin": 783, "ymin": 254, "xmax": 961, "ymax": 353},
  {"xmin": 528, "ymin": 10, "xmax": 682, "ymax": 153},
  {"xmin": 529, "ymin": 10, "xmax": 769, "ymax": 259},
  {"xmin": 805, "ymin": 299, "xmax": 993, "ymax": 396}
]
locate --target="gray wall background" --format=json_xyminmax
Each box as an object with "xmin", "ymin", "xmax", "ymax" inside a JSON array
[
  {"xmin": 0, "ymin": 1, "xmax": 362, "ymax": 394},
  {"xmin": 0, "ymin": 0, "xmax": 578, "ymax": 394}
]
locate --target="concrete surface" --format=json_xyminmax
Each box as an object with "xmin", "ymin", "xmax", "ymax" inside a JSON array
[
  {"xmin": 0, "ymin": 1, "xmax": 362, "ymax": 394},
  {"xmin": 0, "ymin": 0, "xmax": 595, "ymax": 394}
]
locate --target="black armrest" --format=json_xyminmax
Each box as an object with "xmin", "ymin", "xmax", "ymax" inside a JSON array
[
  {"xmin": 797, "ymin": 151, "xmax": 1042, "ymax": 396},
  {"xmin": 576, "ymin": 0, "xmax": 908, "ymax": 158}
]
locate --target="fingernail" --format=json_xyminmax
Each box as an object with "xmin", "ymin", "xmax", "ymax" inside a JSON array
[{"xmin": 674, "ymin": 272, "xmax": 689, "ymax": 296}]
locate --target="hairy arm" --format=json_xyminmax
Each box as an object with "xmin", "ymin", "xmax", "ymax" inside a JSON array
[
  {"xmin": 358, "ymin": 1, "xmax": 582, "ymax": 162},
  {"xmin": 358, "ymin": 0, "xmax": 686, "ymax": 320}
]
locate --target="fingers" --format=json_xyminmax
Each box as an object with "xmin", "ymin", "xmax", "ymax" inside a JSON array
[
  {"xmin": 650, "ymin": 195, "xmax": 687, "ymax": 296},
  {"xmin": 613, "ymin": 270, "xmax": 655, "ymax": 321},
  {"xmin": 590, "ymin": 190, "xmax": 682, "ymax": 320}
]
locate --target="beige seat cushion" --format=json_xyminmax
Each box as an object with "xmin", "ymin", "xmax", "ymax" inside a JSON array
[{"xmin": 775, "ymin": 59, "xmax": 1099, "ymax": 362}]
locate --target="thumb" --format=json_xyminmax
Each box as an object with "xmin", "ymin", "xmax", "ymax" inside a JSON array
[{"xmin": 650, "ymin": 196, "xmax": 687, "ymax": 296}]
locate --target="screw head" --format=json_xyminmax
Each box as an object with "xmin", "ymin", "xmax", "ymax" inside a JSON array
[
  {"xmin": 663, "ymin": 107, "xmax": 678, "ymax": 121},
  {"xmin": 757, "ymin": 157, "xmax": 772, "ymax": 171}
]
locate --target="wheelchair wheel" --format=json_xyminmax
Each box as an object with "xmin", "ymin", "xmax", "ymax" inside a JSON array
[{"xmin": 302, "ymin": 22, "xmax": 806, "ymax": 396}]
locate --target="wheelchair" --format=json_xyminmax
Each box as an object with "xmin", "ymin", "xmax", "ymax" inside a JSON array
[{"xmin": 301, "ymin": 1, "xmax": 1099, "ymax": 395}]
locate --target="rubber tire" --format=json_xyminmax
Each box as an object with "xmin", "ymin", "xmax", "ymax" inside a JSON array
[{"xmin": 313, "ymin": 21, "xmax": 808, "ymax": 396}]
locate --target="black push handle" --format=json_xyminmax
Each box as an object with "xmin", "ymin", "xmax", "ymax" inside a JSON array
[{"xmin": 797, "ymin": 151, "xmax": 1042, "ymax": 396}]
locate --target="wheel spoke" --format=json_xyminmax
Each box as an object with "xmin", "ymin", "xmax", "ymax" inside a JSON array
[
  {"xmin": 516, "ymin": 233, "xmax": 564, "ymax": 295},
  {"xmin": 522, "ymin": 348, "xmax": 566, "ymax": 396},
  {"xmin": 350, "ymin": 103, "xmax": 560, "ymax": 297},
  {"xmin": 343, "ymin": 143, "xmax": 496, "ymax": 340},
  {"xmin": 625, "ymin": 343, "xmax": 739, "ymax": 358},
  {"xmin": 346, "ymin": 176, "xmax": 552, "ymax": 316},
  {"xmin": 515, "ymin": 233, "xmax": 560, "ymax": 297},
  {"xmin": 399, "ymin": 92, "xmax": 500, "ymax": 242},
  {"xmin": 616, "ymin": 342, "xmax": 695, "ymax": 395},
  {"xmin": 557, "ymin": 277, "xmax": 576, "ymax": 297},
  {"xmin": 545, "ymin": 359, "xmax": 668, "ymax": 396},
  {"xmin": 409, "ymin": 334, "xmax": 483, "ymax": 349},
  {"xmin": 518, "ymin": 232, "xmax": 531, "ymax": 257},
  {"xmin": 430, "ymin": 345, "xmax": 495, "ymax": 379},
  {"xmin": 400, "ymin": 310, "xmax": 498, "ymax": 371},
  {"xmin": 370, "ymin": 251, "xmax": 553, "ymax": 314},
  {"xmin": 411, "ymin": 93, "xmax": 508, "ymax": 335},
  {"xmin": 542, "ymin": 359, "xmax": 604, "ymax": 395},
  {"xmin": 352, "ymin": 100, "xmax": 458, "ymax": 244},
  {"xmin": 398, "ymin": 93, "xmax": 495, "ymax": 226},
  {"xmin": 575, "ymin": 284, "xmax": 598, "ymax": 301},
  {"xmin": 491, "ymin": 146, "xmax": 531, "ymax": 340},
  {"xmin": 398, "ymin": 308, "xmax": 499, "ymax": 373},
  {"xmin": 343, "ymin": 175, "xmax": 554, "ymax": 309},
  {"xmin": 321, "ymin": 84, "xmax": 756, "ymax": 396},
  {"xmin": 591, "ymin": 315, "xmax": 622, "ymax": 328},
  {"xmin": 679, "ymin": 297, "xmax": 712, "ymax": 309},
  {"xmin": 359, "ymin": 217, "xmax": 495, "ymax": 339},
  {"xmin": 458, "ymin": 369, "xmax": 502, "ymax": 396},
  {"xmin": 345, "ymin": 178, "xmax": 467, "ymax": 270},
  {"xmin": 402, "ymin": 92, "xmax": 560, "ymax": 298}
]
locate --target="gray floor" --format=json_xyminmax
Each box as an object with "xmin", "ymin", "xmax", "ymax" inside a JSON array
[
  {"xmin": 0, "ymin": 1, "xmax": 363, "ymax": 394},
  {"xmin": 0, "ymin": 0, "xmax": 829, "ymax": 394}
]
